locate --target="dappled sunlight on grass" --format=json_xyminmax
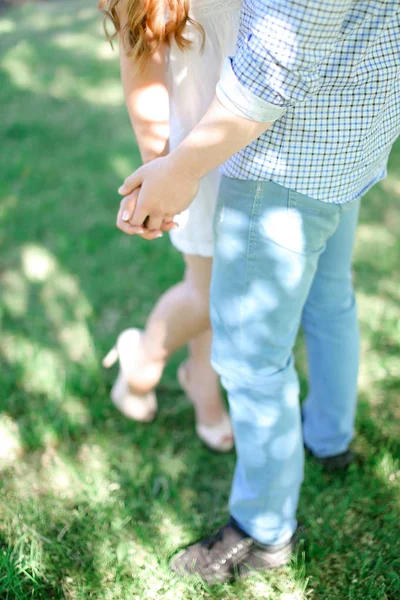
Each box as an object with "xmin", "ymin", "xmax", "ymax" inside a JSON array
[
  {"xmin": 381, "ymin": 174, "xmax": 400, "ymax": 199},
  {"xmin": 52, "ymin": 29, "xmax": 117, "ymax": 62},
  {"xmin": 221, "ymin": 555, "xmax": 309, "ymax": 600},
  {"xmin": 375, "ymin": 452, "xmax": 400, "ymax": 491},
  {"xmin": 1, "ymin": 41, "xmax": 36, "ymax": 89},
  {"xmin": 2, "ymin": 43, "xmax": 124, "ymax": 106},
  {"xmin": 280, "ymin": 592, "xmax": 309, "ymax": 600},
  {"xmin": 158, "ymin": 451, "xmax": 188, "ymax": 482},
  {"xmin": 1, "ymin": 269, "xmax": 28, "ymax": 318},
  {"xmin": 155, "ymin": 511, "xmax": 192, "ymax": 548},
  {"xmin": 349, "ymin": 174, "xmax": 400, "ymax": 466},
  {"xmin": 359, "ymin": 343, "xmax": 400, "ymax": 390},
  {"xmin": 1, "ymin": 243, "xmax": 97, "ymax": 370},
  {"xmin": 21, "ymin": 243, "xmax": 56, "ymax": 282},
  {"xmin": 0, "ymin": 3, "xmax": 123, "ymax": 110},
  {"xmin": 356, "ymin": 221, "xmax": 396, "ymax": 249},
  {"xmin": 0, "ymin": 414, "xmax": 23, "ymax": 467},
  {"xmin": 53, "ymin": 31, "xmax": 105, "ymax": 52},
  {"xmin": 62, "ymin": 394, "xmax": 92, "ymax": 426},
  {"xmin": 2, "ymin": 5, "xmax": 95, "ymax": 35},
  {"xmin": 97, "ymin": 40, "xmax": 118, "ymax": 61},
  {"xmin": 378, "ymin": 278, "xmax": 400, "ymax": 303},
  {"xmin": 111, "ymin": 154, "xmax": 136, "ymax": 179},
  {"xmin": 0, "ymin": 194, "xmax": 18, "ymax": 220},
  {"xmin": 358, "ymin": 293, "xmax": 400, "ymax": 385},
  {"xmin": 0, "ymin": 18, "xmax": 15, "ymax": 34},
  {"xmin": 41, "ymin": 267, "xmax": 94, "ymax": 364},
  {"xmin": 75, "ymin": 77, "xmax": 124, "ymax": 107},
  {"xmin": 16, "ymin": 10, "xmax": 75, "ymax": 32},
  {"xmin": 1, "ymin": 332, "xmax": 67, "ymax": 399}
]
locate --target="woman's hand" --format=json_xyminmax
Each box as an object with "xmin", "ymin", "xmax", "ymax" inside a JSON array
[
  {"xmin": 117, "ymin": 155, "xmax": 200, "ymax": 235},
  {"xmin": 116, "ymin": 186, "xmax": 178, "ymax": 240}
]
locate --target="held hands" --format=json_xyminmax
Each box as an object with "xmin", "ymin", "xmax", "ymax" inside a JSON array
[{"xmin": 116, "ymin": 156, "xmax": 200, "ymax": 239}]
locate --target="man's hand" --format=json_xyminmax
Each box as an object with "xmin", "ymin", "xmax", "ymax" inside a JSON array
[
  {"xmin": 118, "ymin": 156, "xmax": 200, "ymax": 232},
  {"xmin": 116, "ymin": 95, "xmax": 272, "ymax": 239},
  {"xmin": 116, "ymin": 187, "xmax": 178, "ymax": 240}
]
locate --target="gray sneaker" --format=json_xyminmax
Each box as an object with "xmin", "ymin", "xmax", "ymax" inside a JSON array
[{"xmin": 170, "ymin": 519, "xmax": 299, "ymax": 584}]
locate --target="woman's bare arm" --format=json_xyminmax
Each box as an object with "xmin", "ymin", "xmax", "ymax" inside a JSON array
[{"xmin": 118, "ymin": 3, "xmax": 169, "ymax": 164}]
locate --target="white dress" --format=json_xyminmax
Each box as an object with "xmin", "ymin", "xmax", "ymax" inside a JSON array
[{"xmin": 167, "ymin": 0, "xmax": 241, "ymax": 257}]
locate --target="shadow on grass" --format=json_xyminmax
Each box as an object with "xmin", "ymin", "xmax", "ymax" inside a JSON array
[{"xmin": 1, "ymin": 2, "xmax": 399, "ymax": 599}]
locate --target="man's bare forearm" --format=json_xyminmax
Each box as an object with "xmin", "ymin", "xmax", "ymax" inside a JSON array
[
  {"xmin": 117, "ymin": 95, "xmax": 273, "ymax": 232},
  {"xmin": 168, "ymin": 96, "xmax": 272, "ymax": 180}
]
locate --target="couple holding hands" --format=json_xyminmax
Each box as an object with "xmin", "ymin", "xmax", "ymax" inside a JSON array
[{"xmin": 100, "ymin": 0, "xmax": 400, "ymax": 584}]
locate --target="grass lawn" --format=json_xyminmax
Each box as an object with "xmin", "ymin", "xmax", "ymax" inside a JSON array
[{"xmin": 1, "ymin": 2, "xmax": 400, "ymax": 598}]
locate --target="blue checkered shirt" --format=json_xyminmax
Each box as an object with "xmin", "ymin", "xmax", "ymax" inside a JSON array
[{"xmin": 216, "ymin": 0, "xmax": 400, "ymax": 203}]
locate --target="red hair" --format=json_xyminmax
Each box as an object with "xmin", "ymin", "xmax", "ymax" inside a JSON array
[{"xmin": 99, "ymin": 0, "xmax": 205, "ymax": 68}]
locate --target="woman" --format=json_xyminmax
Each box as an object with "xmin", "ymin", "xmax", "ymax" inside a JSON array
[{"xmin": 101, "ymin": 0, "xmax": 240, "ymax": 451}]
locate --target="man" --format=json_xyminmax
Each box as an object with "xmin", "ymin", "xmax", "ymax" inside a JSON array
[{"xmin": 117, "ymin": 0, "xmax": 400, "ymax": 584}]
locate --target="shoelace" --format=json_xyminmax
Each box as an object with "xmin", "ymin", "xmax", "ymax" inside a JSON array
[
  {"xmin": 200, "ymin": 525, "xmax": 254, "ymax": 572},
  {"xmin": 201, "ymin": 526, "xmax": 226, "ymax": 550}
]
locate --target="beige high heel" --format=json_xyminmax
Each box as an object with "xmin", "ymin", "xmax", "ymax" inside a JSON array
[
  {"xmin": 178, "ymin": 361, "xmax": 234, "ymax": 453},
  {"xmin": 103, "ymin": 328, "xmax": 157, "ymax": 422}
]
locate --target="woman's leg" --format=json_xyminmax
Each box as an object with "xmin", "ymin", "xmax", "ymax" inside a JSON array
[
  {"xmin": 186, "ymin": 329, "xmax": 225, "ymax": 426},
  {"xmin": 142, "ymin": 254, "xmax": 213, "ymax": 359},
  {"xmin": 125, "ymin": 253, "xmax": 225, "ymax": 424}
]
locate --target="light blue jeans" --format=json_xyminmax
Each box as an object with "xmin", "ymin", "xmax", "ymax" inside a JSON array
[{"xmin": 210, "ymin": 177, "xmax": 360, "ymax": 546}]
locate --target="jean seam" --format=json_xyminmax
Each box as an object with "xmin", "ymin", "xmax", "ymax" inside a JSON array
[
  {"xmin": 288, "ymin": 188, "xmax": 296, "ymax": 213},
  {"xmin": 239, "ymin": 181, "xmax": 263, "ymax": 353}
]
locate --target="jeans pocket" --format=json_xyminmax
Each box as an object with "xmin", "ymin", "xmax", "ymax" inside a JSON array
[
  {"xmin": 286, "ymin": 190, "xmax": 340, "ymax": 255},
  {"xmin": 214, "ymin": 177, "xmax": 261, "ymax": 260}
]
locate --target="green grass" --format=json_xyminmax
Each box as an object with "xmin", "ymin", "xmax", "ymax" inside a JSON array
[{"xmin": 1, "ymin": 2, "xmax": 399, "ymax": 598}]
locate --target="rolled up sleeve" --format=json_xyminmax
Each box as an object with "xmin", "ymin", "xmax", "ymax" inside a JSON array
[
  {"xmin": 216, "ymin": 57, "xmax": 287, "ymax": 123},
  {"xmin": 217, "ymin": 0, "xmax": 352, "ymax": 122}
]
